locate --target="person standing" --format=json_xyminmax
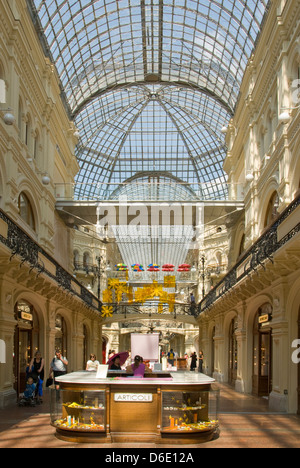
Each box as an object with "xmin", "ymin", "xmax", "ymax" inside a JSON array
[
  {"xmin": 29, "ymin": 351, "xmax": 45, "ymax": 402},
  {"xmin": 198, "ymin": 350, "xmax": 204, "ymax": 373},
  {"xmin": 167, "ymin": 348, "xmax": 175, "ymax": 366},
  {"xmin": 49, "ymin": 350, "xmax": 68, "ymax": 389},
  {"xmin": 190, "ymin": 351, "xmax": 197, "ymax": 371},
  {"xmin": 86, "ymin": 354, "xmax": 100, "ymax": 371}
]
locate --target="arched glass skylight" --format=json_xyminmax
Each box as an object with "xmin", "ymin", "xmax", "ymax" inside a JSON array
[{"xmin": 28, "ymin": 0, "xmax": 270, "ymax": 201}]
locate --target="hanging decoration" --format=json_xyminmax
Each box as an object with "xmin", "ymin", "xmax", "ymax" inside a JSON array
[
  {"xmin": 162, "ymin": 263, "xmax": 175, "ymax": 272},
  {"xmin": 177, "ymin": 263, "xmax": 191, "ymax": 272},
  {"xmin": 101, "ymin": 305, "xmax": 113, "ymax": 318},
  {"xmin": 164, "ymin": 275, "xmax": 176, "ymax": 288},
  {"xmin": 147, "ymin": 263, "xmax": 160, "ymax": 272},
  {"xmin": 102, "ymin": 279, "xmax": 177, "ymax": 317},
  {"xmin": 115, "ymin": 263, "xmax": 128, "ymax": 271},
  {"xmin": 131, "ymin": 264, "xmax": 144, "ymax": 271}
]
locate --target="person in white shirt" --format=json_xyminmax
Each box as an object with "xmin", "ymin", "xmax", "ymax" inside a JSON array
[
  {"xmin": 86, "ymin": 354, "xmax": 100, "ymax": 371},
  {"xmin": 49, "ymin": 350, "xmax": 68, "ymax": 389}
]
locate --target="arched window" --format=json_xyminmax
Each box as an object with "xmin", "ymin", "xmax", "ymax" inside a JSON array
[
  {"xmin": 18, "ymin": 192, "xmax": 35, "ymax": 230},
  {"xmin": 33, "ymin": 130, "xmax": 40, "ymax": 160},
  {"xmin": 238, "ymin": 233, "xmax": 245, "ymax": 257},
  {"xmin": 264, "ymin": 191, "xmax": 279, "ymax": 227},
  {"xmin": 83, "ymin": 252, "xmax": 90, "ymax": 270},
  {"xmin": 25, "ymin": 114, "xmax": 31, "ymax": 147},
  {"xmin": 18, "ymin": 98, "xmax": 23, "ymax": 136},
  {"xmin": 73, "ymin": 250, "xmax": 79, "ymax": 269},
  {"xmin": 0, "ymin": 62, "xmax": 6, "ymax": 103}
]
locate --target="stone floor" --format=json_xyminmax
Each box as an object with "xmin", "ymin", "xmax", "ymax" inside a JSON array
[{"xmin": 0, "ymin": 383, "xmax": 299, "ymax": 449}]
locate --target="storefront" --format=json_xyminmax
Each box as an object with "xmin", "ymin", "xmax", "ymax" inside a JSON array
[
  {"xmin": 13, "ymin": 301, "xmax": 40, "ymax": 395},
  {"xmin": 228, "ymin": 318, "xmax": 238, "ymax": 386},
  {"xmin": 252, "ymin": 305, "xmax": 272, "ymax": 397}
]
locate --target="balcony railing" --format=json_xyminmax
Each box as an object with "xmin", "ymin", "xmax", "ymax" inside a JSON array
[
  {"xmin": 0, "ymin": 209, "xmax": 102, "ymax": 312},
  {"xmin": 196, "ymin": 193, "xmax": 300, "ymax": 316}
]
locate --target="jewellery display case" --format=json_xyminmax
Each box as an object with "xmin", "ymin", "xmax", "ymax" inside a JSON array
[
  {"xmin": 161, "ymin": 389, "xmax": 219, "ymax": 434},
  {"xmin": 50, "ymin": 388, "xmax": 106, "ymax": 433},
  {"xmin": 50, "ymin": 371, "xmax": 219, "ymax": 444}
]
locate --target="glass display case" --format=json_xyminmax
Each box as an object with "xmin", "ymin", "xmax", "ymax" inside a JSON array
[
  {"xmin": 161, "ymin": 389, "xmax": 219, "ymax": 434},
  {"xmin": 50, "ymin": 388, "xmax": 106, "ymax": 433}
]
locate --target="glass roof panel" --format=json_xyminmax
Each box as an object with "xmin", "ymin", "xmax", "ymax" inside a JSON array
[
  {"xmin": 29, "ymin": 0, "xmax": 270, "ymax": 200},
  {"xmin": 73, "ymin": 84, "xmax": 229, "ymax": 200},
  {"xmin": 31, "ymin": 0, "xmax": 269, "ymax": 114}
]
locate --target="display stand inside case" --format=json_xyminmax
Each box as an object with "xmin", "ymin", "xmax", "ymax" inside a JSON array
[
  {"xmin": 50, "ymin": 371, "xmax": 219, "ymax": 444},
  {"xmin": 161, "ymin": 390, "xmax": 218, "ymax": 433},
  {"xmin": 50, "ymin": 389, "xmax": 106, "ymax": 434}
]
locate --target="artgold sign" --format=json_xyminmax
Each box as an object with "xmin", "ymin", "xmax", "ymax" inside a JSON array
[{"xmin": 114, "ymin": 393, "xmax": 153, "ymax": 402}]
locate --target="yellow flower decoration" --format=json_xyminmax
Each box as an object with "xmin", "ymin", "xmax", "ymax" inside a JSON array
[
  {"xmin": 164, "ymin": 275, "xmax": 176, "ymax": 288},
  {"xmin": 107, "ymin": 278, "xmax": 120, "ymax": 290},
  {"xmin": 101, "ymin": 306, "xmax": 113, "ymax": 318},
  {"xmin": 114, "ymin": 281, "xmax": 128, "ymax": 302},
  {"xmin": 102, "ymin": 289, "xmax": 113, "ymax": 303}
]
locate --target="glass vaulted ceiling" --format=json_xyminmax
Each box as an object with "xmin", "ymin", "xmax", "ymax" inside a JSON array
[{"xmin": 30, "ymin": 0, "xmax": 269, "ymax": 201}]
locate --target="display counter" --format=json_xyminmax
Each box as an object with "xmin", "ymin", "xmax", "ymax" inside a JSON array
[{"xmin": 50, "ymin": 371, "xmax": 219, "ymax": 444}]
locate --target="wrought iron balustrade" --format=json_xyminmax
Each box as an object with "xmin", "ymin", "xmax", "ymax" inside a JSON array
[
  {"xmin": 0, "ymin": 209, "xmax": 102, "ymax": 312},
  {"xmin": 196, "ymin": 194, "xmax": 300, "ymax": 316}
]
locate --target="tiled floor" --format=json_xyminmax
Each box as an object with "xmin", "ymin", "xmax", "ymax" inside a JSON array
[{"xmin": 0, "ymin": 383, "xmax": 299, "ymax": 448}]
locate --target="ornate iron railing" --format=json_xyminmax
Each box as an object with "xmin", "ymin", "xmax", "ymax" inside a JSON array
[
  {"xmin": 196, "ymin": 194, "xmax": 300, "ymax": 316},
  {"xmin": 0, "ymin": 209, "xmax": 102, "ymax": 312},
  {"xmin": 102, "ymin": 301, "xmax": 197, "ymax": 322}
]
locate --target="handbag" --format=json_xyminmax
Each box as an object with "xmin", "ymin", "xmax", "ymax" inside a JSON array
[{"xmin": 46, "ymin": 377, "xmax": 53, "ymax": 387}]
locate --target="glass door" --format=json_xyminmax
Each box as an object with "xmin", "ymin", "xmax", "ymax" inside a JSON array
[
  {"xmin": 14, "ymin": 327, "xmax": 33, "ymax": 395},
  {"xmin": 252, "ymin": 310, "xmax": 272, "ymax": 397}
]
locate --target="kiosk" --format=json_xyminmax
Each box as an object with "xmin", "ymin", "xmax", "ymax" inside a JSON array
[{"xmin": 50, "ymin": 371, "xmax": 219, "ymax": 444}]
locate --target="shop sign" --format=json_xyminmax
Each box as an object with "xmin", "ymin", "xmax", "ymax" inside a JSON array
[
  {"xmin": 21, "ymin": 311, "xmax": 33, "ymax": 321},
  {"xmin": 114, "ymin": 393, "xmax": 153, "ymax": 402},
  {"xmin": 259, "ymin": 314, "xmax": 271, "ymax": 324}
]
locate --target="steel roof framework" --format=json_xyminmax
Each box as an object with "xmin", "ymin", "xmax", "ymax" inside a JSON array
[{"xmin": 29, "ymin": 0, "xmax": 269, "ymax": 201}]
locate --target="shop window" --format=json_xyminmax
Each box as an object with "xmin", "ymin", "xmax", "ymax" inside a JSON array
[
  {"xmin": 228, "ymin": 317, "xmax": 238, "ymax": 385},
  {"xmin": 18, "ymin": 192, "xmax": 35, "ymax": 231}
]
